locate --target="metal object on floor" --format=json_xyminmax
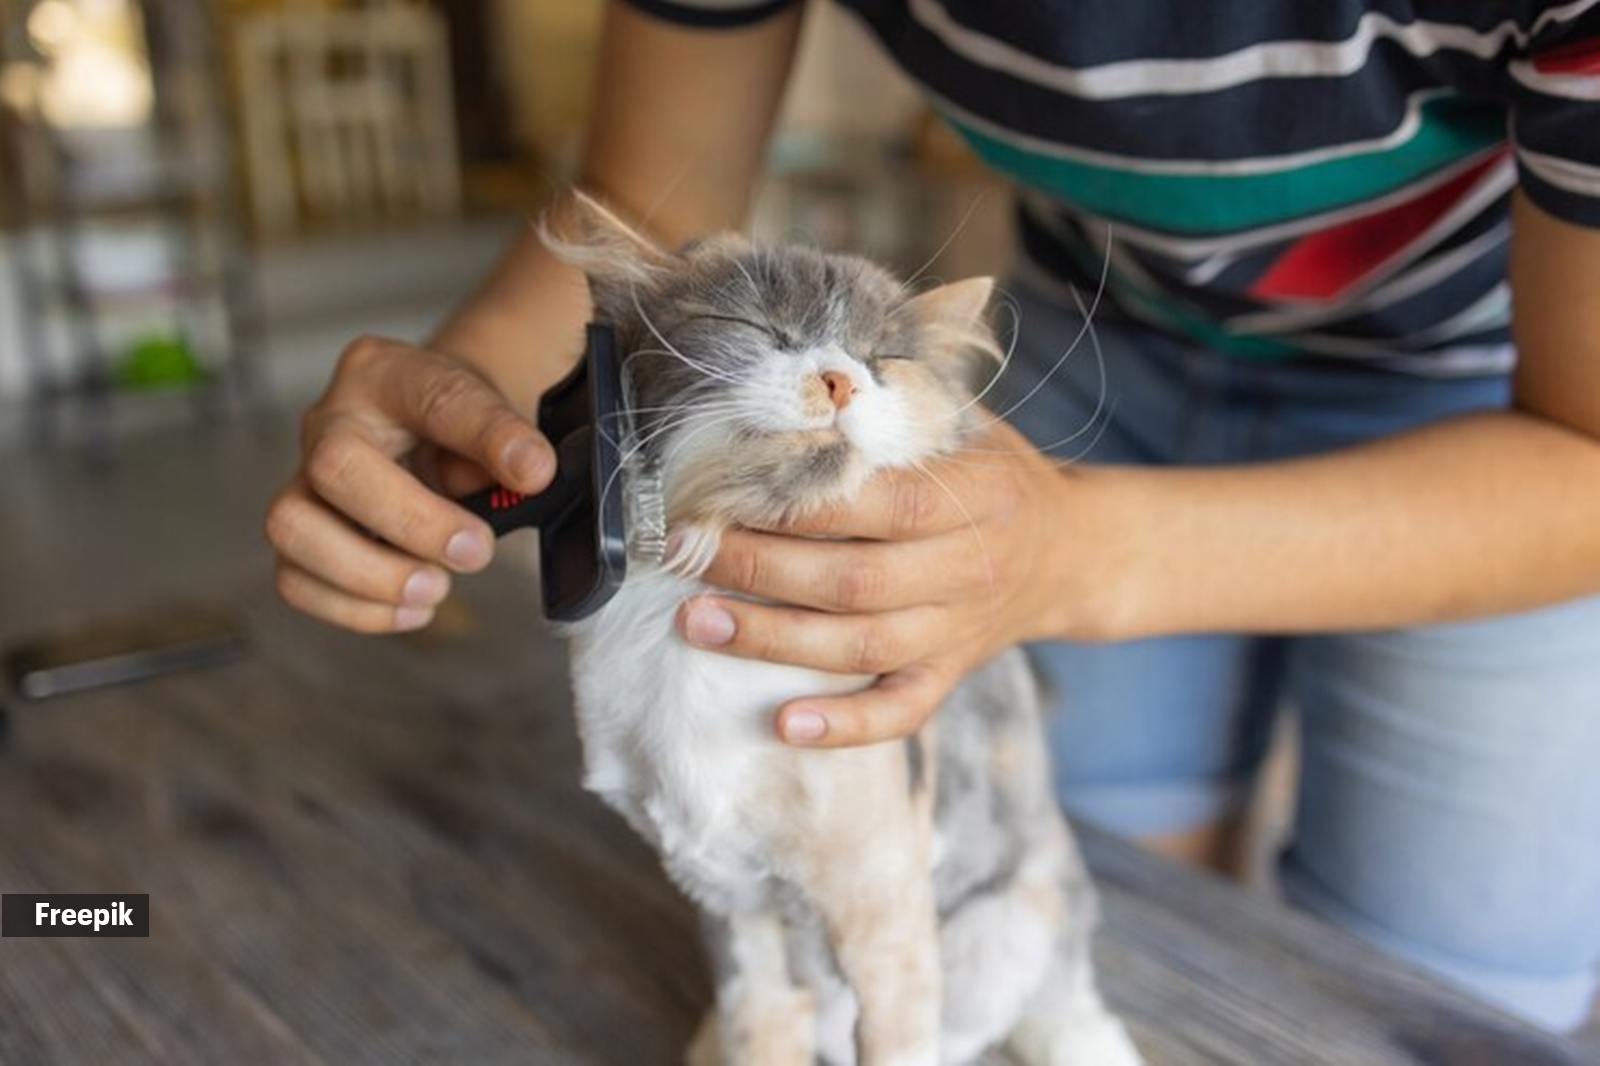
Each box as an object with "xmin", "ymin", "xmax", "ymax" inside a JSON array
[{"xmin": 2, "ymin": 603, "xmax": 246, "ymax": 702}]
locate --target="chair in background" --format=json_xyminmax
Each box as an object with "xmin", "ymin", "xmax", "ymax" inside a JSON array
[{"xmin": 233, "ymin": 0, "xmax": 461, "ymax": 236}]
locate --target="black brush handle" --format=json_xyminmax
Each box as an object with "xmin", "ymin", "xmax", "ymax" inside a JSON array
[{"xmin": 455, "ymin": 429, "xmax": 591, "ymax": 538}]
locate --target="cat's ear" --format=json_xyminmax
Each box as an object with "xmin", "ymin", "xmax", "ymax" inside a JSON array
[
  {"xmin": 900, "ymin": 276, "xmax": 1002, "ymax": 366},
  {"xmin": 537, "ymin": 191, "xmax": 674, "ymax": 325}
]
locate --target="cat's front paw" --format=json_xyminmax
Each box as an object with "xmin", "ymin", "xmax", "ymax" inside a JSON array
[{"xmin": 1006, "ymin": 1012, "xmax": 1143, "ymax": 1066}]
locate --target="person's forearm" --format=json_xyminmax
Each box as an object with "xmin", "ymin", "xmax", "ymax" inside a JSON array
[
  {"xmin": 427, "ymin": 220, "xmax": 591, "ymax": 413},
  {"xmin": 1072, "ymin": 410, "xmax": 1600, "ymax": 640},
  {"xmin": 428, "ymin": 1, "xmax": 802, "ymax": 413}
]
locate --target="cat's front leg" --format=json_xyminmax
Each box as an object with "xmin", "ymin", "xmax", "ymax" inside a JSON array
[
  {"xmin": 694, "ymin": 907, "xmax": 816, "ymax": 1066},
  {"xmin": 809, "ymin": 841, "xmax": 940, "ymax": 1066},
  {"xmin": 793, "ymin": 750, "xmax": 942, "ymax": 1066}
]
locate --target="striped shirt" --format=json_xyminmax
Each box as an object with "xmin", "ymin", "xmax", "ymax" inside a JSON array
[{"xmin": 625, "ymin": 0, "xmax": 1600, "ymax": 375}]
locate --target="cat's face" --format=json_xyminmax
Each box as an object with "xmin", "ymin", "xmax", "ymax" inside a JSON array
[{"xmin": 546, "ymin": 198, "xmax": 998, "ymax": 540}]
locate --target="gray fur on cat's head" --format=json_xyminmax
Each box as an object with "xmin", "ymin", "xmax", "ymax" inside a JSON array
[{"xmin": 542, "ymin": 194, "xmax": 999, "ymax": 548}]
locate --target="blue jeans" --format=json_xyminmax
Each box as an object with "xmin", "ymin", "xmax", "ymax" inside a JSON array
[{"xmin": 993, "ymin": 278, "xmax": 1600, "ymax": 1032}]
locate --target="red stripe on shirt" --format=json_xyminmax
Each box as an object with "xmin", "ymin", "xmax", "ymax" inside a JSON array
[{"xmin": 1248, "ymin": 150, "xmax": 1508, "ymax": 303}]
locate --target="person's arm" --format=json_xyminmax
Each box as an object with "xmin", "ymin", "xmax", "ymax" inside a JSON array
[
  {"xmin": 432, "ymin": 1, "xmax": 805, "ymax": 409},
  {"xmin": 267, "ymin": 1, "xmax": 802, "ymax": 633},
  {"xmin": 680, "ymin": 191, "xmax": 1600, "ymax": 746},
  {"xmin": 1083, "ymin": 191, "xmax": 1600, "ymax": 636}
]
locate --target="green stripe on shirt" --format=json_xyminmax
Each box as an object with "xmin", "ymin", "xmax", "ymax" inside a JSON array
[{"xmin": 946, "ymin": 96, "xmax": 1508, "ymax": 235}]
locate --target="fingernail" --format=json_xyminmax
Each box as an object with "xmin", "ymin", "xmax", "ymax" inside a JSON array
[
  {"xmin": 684, "ymin": 600, "xmax": 736, "ymax": 646},
  {"xmin": 395, "ymin": 605, "xmax": 434, "ymax": 631},
  {"xmin": 445, "ymin": 530, "xmax": 491, "ymax": 570},
  {"xmin": 663, "ymin": 529, "xmax": 685, "ymax": 561},
  {"xmin": 783, "ymin": 710, "xmax": 827, "ymax": 743},
  {"xmin": 402, "ymin": 568, "xmax": 449, "ymax": 606},
  {"xmin": 504, "ymin": 438, "xmax": 548, "ymax": 489}
]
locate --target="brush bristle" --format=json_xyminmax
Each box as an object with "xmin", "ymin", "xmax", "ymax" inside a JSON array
[
  {"xmin": 615, "ymin": 360, "xmax": 667, "ymax": 565},
  {"xmin": 625, "ymin": 464, "xmax": 666, "ymax": 563}
]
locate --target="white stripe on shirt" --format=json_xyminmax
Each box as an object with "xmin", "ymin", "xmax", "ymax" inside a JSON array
[{"xmin": 909, "ymin": 0, "xmax": 1600, "ymax": 100}]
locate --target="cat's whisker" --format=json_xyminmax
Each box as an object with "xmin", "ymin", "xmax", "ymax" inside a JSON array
[
  {"xmin": 603, "ymin": 400, "xmax": 744, "ymax": 436},
  {"xmin": 629, "ymin": 288, "xmax": 744, "ymax": 385},
  {"xmin": 729, "ymin": 256, "xmax": 763, "ymax": 304},
  {"xmin": 949, "ymin": 279, "xmax": 1113, "ymax": 464},
  {"xmin": 624, "ymin": 340, "xmax": 741, "ymax": 386},
  {"xmin": 608, "ymin": 400, "xmax": 730, "ymax": 419},
  {"xmin": 720, "ymin": 251, "xmax": 789, "ymax": 344},
  {"xmin": 1027, "ymin": 280, "xmax": 1114, "ymax": 462},
  {"xmin": 979, "ymin": 223, "xmax": 1114, "ymax": 429},
  {"xmin": 612, "ymin": 400, "xmax": 749, "ymax": 487},
  {"xmin": 626, "ymin": 409, "xmax": 745, "ymax": 462},
  {"xmin": 618, "ymin": 404, "xmax": 733, "ymax": 461},
  {"xmin": 656, "ymin": 409, "xmax": 750, "ymax": 474},
  {"xmin": 598, "ymin": 404, "xmax": 743, "ymax": 514},
  {"xmin": 596, "ymin": 413, "xmax": 725, "ymax": 545},
  {"xmin": 595, "ymin": 412, "xmax": 700, "ymax": 512},
  {"xmin": 1048, "ymin": 393, "xmax": 1119, "ymax": 466},
  {"xmin": 901, "ymin": 184, "xmax": 1002, "ymax": 292},
  {"xmin": 949, "ymin": 389, "xmax": 1117, "ymax": 466},
  {"xmin": 597, "ymin": 403, "xmax": 737, "ymax": 448},
  {"xmin": 639, "ymin": 162, "xmax": 692, "ymax": 234},
  {"xmin": 951, "ymin": 291, "xmax": 1024, "ymax": 418},
  {"xmin": 595, "ymin": 408, "xmax": 742, "ymax": 474}
]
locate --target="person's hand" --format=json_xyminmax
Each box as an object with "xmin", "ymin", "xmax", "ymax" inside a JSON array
[
  {"xmin": 266, "ymin": 335, "xmax": 555, "ymax": 632},
  {"xmin": 675, "ymin": 417, "xmax": 1099, "ymax": 747}
]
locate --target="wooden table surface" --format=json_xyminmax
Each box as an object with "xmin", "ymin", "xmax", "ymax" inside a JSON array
[{"xmin": 0, "ymin": 417, "xmax": 1594, "ymax": 1066}]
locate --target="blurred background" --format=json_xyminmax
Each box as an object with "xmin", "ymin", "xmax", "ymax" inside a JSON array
[{"xmin": 0, "ymin": 0, "xmax": 1008, "ymax": 451}]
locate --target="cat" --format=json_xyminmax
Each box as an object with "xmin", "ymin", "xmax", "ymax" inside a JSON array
[{"xmin": 548, "ymin": 195, "xmax": 1142, "ymax": 1066}]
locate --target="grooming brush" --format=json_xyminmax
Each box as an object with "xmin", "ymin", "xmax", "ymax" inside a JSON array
[{"xmin": 456, "ymin": 323, "xmax": 664, "ymax": 622}]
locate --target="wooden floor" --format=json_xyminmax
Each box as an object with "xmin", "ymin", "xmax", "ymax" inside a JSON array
[{"xmin": 0, "ymin": 413, "xmax": 1594, "ymax": 1065}]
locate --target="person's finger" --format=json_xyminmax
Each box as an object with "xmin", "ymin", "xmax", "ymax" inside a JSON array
[
  {"xmin": 265, "ymin": 484, "xmax": 452, "ymax": 608},
  {"xmin": 275, "ymin": 562, "xmax": 435, "ymax": 634},
  {"xmin": 677, "ymin": 595, "xmax": 948, "ymax": 675},
  {"xmin": 699, "ymin": 528, "xmax": 992, "ymax": 612},
  {"xmin": 302, "ymin": 423, "xmax": 495, "ymax": 572},
  {"xmin": 773, "ymin": 662, "xmax": 953, "ymax": 747},
  {"xmin": 357, "ymin": 341, "xmax": 554, "ymax": 494}
]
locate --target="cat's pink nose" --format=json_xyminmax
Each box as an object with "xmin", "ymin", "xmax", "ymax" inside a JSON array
[{"xmin": 821, "ymin": 370, "xmax": 857, "ymax": 411}]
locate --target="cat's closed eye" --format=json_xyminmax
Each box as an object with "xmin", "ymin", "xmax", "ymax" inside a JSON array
[
  {"xmin": 867, "ymin": 354, "xmax": 917, "ymax": 376},
  {"xmin": 684, "ymin": 311, "xmax": 795, "ymax": 348}
]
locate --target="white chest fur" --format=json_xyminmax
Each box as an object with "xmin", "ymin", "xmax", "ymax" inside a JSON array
[{"xmin": 566, "ymin": 571, "xmax": 872, "ymax": 911}]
